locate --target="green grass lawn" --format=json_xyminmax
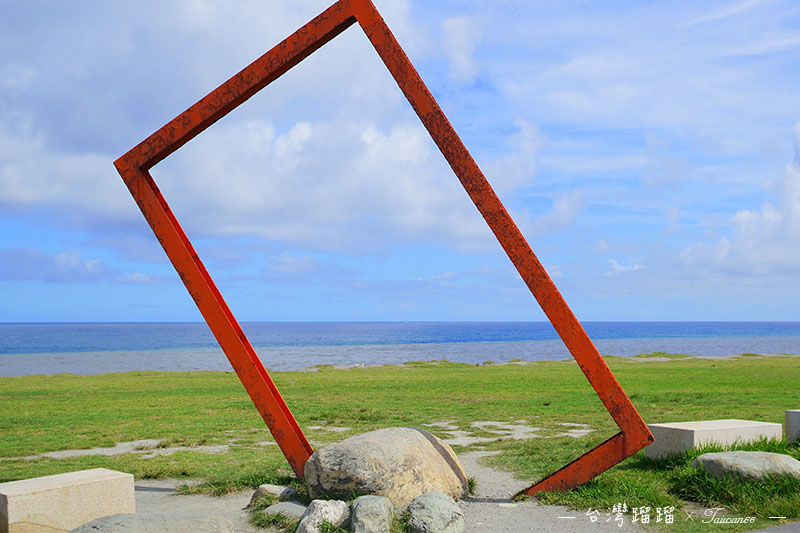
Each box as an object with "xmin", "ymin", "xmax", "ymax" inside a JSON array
[{"xmin": 1, "ymin": 353, "xmax": 798, "ymax": 532}]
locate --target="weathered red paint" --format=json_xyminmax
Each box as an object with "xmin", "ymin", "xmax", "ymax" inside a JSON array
[{"xmin": 115, "ymin": 0, "xmax": 652, "ymax": 489}]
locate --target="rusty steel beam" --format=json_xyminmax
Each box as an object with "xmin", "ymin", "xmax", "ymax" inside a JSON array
[
  {"xmin": 115, "ymin": 0, "xmax": 652, "ymax": 488},
  {"xmin": 113, "ymin": 1, "xmax": 360, "ymax": 479}
]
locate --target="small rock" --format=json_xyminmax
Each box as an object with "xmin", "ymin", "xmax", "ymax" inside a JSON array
[
  {"xmin": 406, "ymin": 491, "xmax": 465, "ymax": 533},
  {"xmin": 279, "ymin": 487, "xmax": 301, "ymax": 502},
  {"xmin": 248, "ymin": 483, "xmax": 301, "ymax": 507},
  {"xmin": 692, "ymin": 451, "xmax": 800, "ymax": 480},
  {"xmin": 351, "ymin": 495, "xmax": 393, "ymax": 533},
  {"xmin": 264, "ymin": 501, "xmax": 308, "ymax": 520},
  {"xmin": 304, "ymin": 427, "xmax": 469, "ymax": 507},
  {"xmin": 296, "ymin": 499, "xmax": 350, "ymax": 533}
]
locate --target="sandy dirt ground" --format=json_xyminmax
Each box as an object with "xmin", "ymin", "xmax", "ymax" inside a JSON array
[
  {"xmin": 71, "ymin": 450, "xmax": 796, "ymax": 532},
  {"xmin": 74, "ymin": 451, "xmax": 647, "ymax": 532}
]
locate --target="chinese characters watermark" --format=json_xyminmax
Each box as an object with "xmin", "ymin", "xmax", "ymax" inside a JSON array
[{"xmin": 555, "ymin": 503, "xmax": 767, "ymax": 527}]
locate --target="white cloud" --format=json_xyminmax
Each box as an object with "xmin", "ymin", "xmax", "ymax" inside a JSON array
[
  {"xmin": 2, "ymin": 0, "xmax": 798, "ymax": 321},
  {"xmin": 150, "ymin": 113, "xmax": 542, "ymax": 253},
  {"xmin": 1, "ymin": 64, "xmax": 35, "ymax": 90},
  {"xmin": 113, "ymin": 273, "xmax": 164, "ymax": 284},
  {"xmin": 429, "ymin": 271, "xmax": 455, "ymax": 282},
  {"xmin": 539, "ymin": 153, "xmax": 647, "ymax": 174},
  {"xmin": 0, "ymin": 0, "xmax": 537, "ymax": 256},
  {"xmin": 665, "ymin": 206, "xmax": 681, "ymax": 233},
  {"xmin": 493, "ymin": 0, "xmax": 799, "ymax": 147},
  {"xmin": 0, "ymin": 247, "xmax": 170, "ymax": 284},
  {"xmin": 519, "ymin": 189, "xmax": 586, "ymax": 239},
  {"xmin": 544, "ymin": 264, "xmax": 562, "ymax": 278},
  {"xmin": 442, "ymin": 16, "xmax": 478, "ymax": 82},
  {"xmin": 680, "ymin": 122, "xmax": 800, "ymax": 275},
  {"xmin": 678, "ymin": 0, "xmax": 772, "ymax": 28},
  {"xmin": 0, "ymin": 124, "xmax": 136, "ymax": 226},
  {"xmin": 642, "ymin": 133, "xmax": 693, "ymax": 187},
  {"xmin": 267, "ymin": 253, "xmax": 320, "ymax": 274},
  {"xmin": 85, "ymin": 235, "xmax": 166, "ymax": 263},
  {"xmin": 606, "ymin": 259, "xmax": 645, "ymax": 275},
  {"xmin": 0, "ymin": 248, "xmax": 106, "ymax": 282},
  {"xmin": 727, "ymin": 33, "xmax": 800, "ymax": 56},
  {"xmin": 483, "ymin": 119, "xmax": 541, "ymax": 193}
]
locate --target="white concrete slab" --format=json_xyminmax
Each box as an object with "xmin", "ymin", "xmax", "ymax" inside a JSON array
[
  {"xmin": 786, "ymin": 410, "xmax": 800, "ymax": 444},
  {"xmin": 645, "ymin": 419, "xmax": 782, "ymax": 459},
  {"xmin": 0, "ymin": 468, "xmax": 134, "ymax": 532}
]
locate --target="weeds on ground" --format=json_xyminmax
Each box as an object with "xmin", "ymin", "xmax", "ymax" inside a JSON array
[
  {"xmin": 249, "ymin": 510, "xmax": 298, "ymax": 531},
  {"xmin": 319, "ymin": 521, "xmax": 349, "ymax": 533},
  {"xmin": 178, "ymin": 471, "xmax": 308, "ymax": 503},
  {"xmin": 516, "ymin": 437, "xmax": 799, "ymax": 532},
  {"xmin": 662, "ymin": 438, "xmax": 800, "ymax": 520},
  {"xmin": 247, "ymin": 493, "xmax": 277, "ymax": 509},
  {"xmin": 394, "ymin": 510, "xmax": 411, "ymax": 533}
]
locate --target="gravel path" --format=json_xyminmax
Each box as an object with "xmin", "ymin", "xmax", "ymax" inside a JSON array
[
  {"xmin": 73, "ymin": 479, "xmax": 260, "ymax": 533},
  {"xmin": 74, "ymin": 452, "xmax": 644, "ymax": 532},
  {"xmin": 458, "ymin": 451, "xmax": 644, "ymax": 532}
]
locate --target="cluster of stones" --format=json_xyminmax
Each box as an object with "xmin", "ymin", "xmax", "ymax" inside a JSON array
[
  {"xmin": 256, "ymin": 489, "xmax": 463, "ymax": 533},
  {"xmin": 251, "ymin": 427, "xmax": 469, "ymax": 533}
]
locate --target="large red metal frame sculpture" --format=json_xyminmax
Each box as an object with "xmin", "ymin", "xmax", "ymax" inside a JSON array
[{"xmin": 115, "ymin": 0, "xmax": 652, "ymax": 492}]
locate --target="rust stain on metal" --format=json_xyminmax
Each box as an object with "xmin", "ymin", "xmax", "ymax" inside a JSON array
[{"xmin": 115, "ymin": 0, "xmax": 652, "ymax": 487}]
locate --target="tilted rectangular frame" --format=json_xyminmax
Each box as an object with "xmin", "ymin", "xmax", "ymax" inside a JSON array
[{"xmin": 115, "ymin": 0, "xmax": 652, "ymax": 491}]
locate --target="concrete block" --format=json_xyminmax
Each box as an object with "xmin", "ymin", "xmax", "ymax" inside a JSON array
[
  {"xmin": 0, "ymin": 468, "xmax": 134, "ymax": 533},
  {"xmin": 645, "ymin": 419, "xmax": 782, "ymax": 459},
  {"xmin": 787, "ymin": 410, "xmax": 800, "ymax": 444}
]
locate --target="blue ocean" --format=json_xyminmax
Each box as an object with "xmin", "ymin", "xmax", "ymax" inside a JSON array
[{"xmin": 1, "ymin": 322, "xmax": 799, "ymax": 377}]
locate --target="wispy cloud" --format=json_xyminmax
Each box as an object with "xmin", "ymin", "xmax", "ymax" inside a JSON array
[
  {"xmin": 678, "ymin": 0, "xmax": 773, "ymax": 28},
  {"xmin": 113, "ymin": 273, "xmax": 170, "ymax": 284},
  {"xmin": 606, "ymin": 259, "xmax": 645, "ymax": 275},
  {"xmin": 680, "ymin": 122, "xmax": 800, "ymax": 275},
  {"xmin": 521, "ymin": 189, "xmax": 586, "ymax": 239},
  {"xmin": 0, "ymin": 248, "xmax": 106, "ymax": 282},
  {"xmin": 442, "ymin": 16, "xmax": 479, "ymax": 82},
  {"xmin": 726, "ymin": 33, "xmax": 800, "ymax": 56}
]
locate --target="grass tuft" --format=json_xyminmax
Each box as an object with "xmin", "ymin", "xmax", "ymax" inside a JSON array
[
  {"xmin": 661, "ymin": 438, "xmax": 800, "ymax": 519},
  {"xmin": 247, "ymin": 493, "xmax": 277, "ymax": 510},
  {"xmin": 672, "ymin": 467, "xmax": 800, "ymax": 518},
  {"xmin": 319, "ymin": 520, "xmax": 349, "ymax": 532},
  {"xmin": 249, "ymin": 510, "xmax": 298, "ymax": 531},
  {"xmin": 178, "ymin": 471, "xmax": 308, "ymax": 500},
  {"xmin": 394, "ymin": 510, "xmax": 412, "ymax": 533}
]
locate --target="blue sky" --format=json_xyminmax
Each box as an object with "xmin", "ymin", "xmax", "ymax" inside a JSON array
[{"xmin": 1, "ymin": 0, "xmax": 799, "ymax": 322}]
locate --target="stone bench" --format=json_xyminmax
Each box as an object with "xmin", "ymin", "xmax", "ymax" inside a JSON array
[
  {"xmin": 0, "ymin": 468, "xmax": 134, "ymax": 533},
  {"xmin": 787, "ymin": 410, "xmax": 800, "ymax": 444},
  {"xmin": 645, "ymin": 419, "xmax": 782, "ymax": 459}
]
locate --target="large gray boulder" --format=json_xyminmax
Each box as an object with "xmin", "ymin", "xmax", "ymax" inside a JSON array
[
  {"xmin": 351, "ymin": 495, "xmax": 394, "ymax": 533},
  {"xmin": 691, "ymin": 451, "xmax": 800, "ymax": 480},
  {"xmin": 406, "ymin": 491, "xmax": 465, "ymax": 533},
  {"xmin": 296, "ymin": 499, "xmax": 350, "ymax": 533},
  {"xmin": 304, "ymin": 427, "xmax": 469, "ymax": 507}
]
